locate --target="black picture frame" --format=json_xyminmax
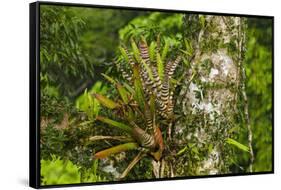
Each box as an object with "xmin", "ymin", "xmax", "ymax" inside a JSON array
[{"xmin": 30, "ymin": 1, "xmax": 274, "ymax": 189}]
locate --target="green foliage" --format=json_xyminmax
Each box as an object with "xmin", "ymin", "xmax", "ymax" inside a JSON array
[
  {"xmin": 226, "ymin": 138, "xmax": 250, "ymax": 153},
  {"xmin": 39, "ymin": 6, "xmax": 272, "ymax": 183},
  {"xmin": 40, "ymin": 5, "xmax": 93, "ymax": 97},
  {"xmin": 41, "ymin": 155, "xmax": 106, "ymax": 185},
  {"xmin": 119, "ymin": 12, "xmax": 183, "ymax": 44},
  {"xmin": 75, "ymin": 81, "xmax": 108, "ymax": 119},
  {"xmin": 244, "ymin": 18, "xmax": 273, "ymax": 172}
]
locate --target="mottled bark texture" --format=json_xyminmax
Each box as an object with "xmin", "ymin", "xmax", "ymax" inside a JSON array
[{"xmin": 158, "ymin": 15, "xmax": 248, "ymax": 177}]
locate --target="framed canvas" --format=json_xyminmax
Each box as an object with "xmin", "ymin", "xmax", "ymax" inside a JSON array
[{"xmin": 29, "ymin": 1, "xmax": 274, "ymax": 188}]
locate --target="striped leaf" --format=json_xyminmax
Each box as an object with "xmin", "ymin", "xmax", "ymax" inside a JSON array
[
  {"xmin": 96, "ymin": 116, "xmax": 133, "ymax": 134},
  {"xmin": 150, "ymin": 127, "xmax": 164, "ymax": 161},
  {"xmin": 142, "ymin": 60, "xmax": 154, "ymax": 81},
  {"xmin": 94, "ymin": 142, "xmax": 139, "ymax": 159}
]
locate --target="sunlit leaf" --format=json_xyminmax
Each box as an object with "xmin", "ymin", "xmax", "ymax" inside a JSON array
[{"xmin": 93, "ymin": 94, "xmax": 119, "ymax": 109}]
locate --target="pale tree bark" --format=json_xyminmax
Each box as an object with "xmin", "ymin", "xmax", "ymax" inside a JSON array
[{"xmin": 158, "ymin": 14, "xmax": 251, "ymax": 177}]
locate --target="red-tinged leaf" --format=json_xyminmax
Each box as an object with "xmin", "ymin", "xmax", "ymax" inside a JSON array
[
  {"xmin": 150, "ymin": 127, "xmax": 164, "ymax": 161},
  {"xmin": 94, "ymin": 142, "xmax": 139, "ymax": 159},
  {"xmin": 93, "ymin": 94, "xmax": 119, "ymax": 109},
  {"xmin": 96, "ymin": 116, "xmax": 133, "ymax": 134}
]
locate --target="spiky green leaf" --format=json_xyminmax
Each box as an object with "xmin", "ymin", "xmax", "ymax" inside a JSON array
[
  {"xmin": 123, "ymin": 82, "xmax": 135, "ymax": 94},
  {"xmin": 117, "ymin": 83, "xmax": 129, "ymax": 104},
  {"xmin": 93, "ymin": 94, "xmax": 119, "ymax": 109},
  {"xmin": 96, "ymin": 116, "xmax": 133, "ymax": 134},
  {"xmin": 161, "ymin": 40, "xmax": 169, "ymax": 62},
  {"xmin": 119, "ymin": 47, "xmax": 129, "ymax": 63},
  {"xmin": 131, "ymin": 39, "xmax": 141, "ymax": 63},
  {"xmin": 101, "ymin": 73, "xmax": 116, "ymax": 85},
  {"xmin": 133, "ymin": 66, "xmax": 145, "ymax": 109}
]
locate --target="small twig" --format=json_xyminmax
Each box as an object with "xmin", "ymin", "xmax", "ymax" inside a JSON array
[
  {"xmin": 119, "ymin": 151, "xmax": 145, "ymax": 180},
  {"xmin": 169, "ymin": 161, "xmax": 174, "ymax": 178},
  {"xmin": 152, "ymin": 160, "xmax": 161, "ymax": 178},
  {"xmin": 160, "ymin": 159, "xmax": 166, "ymax": 178},
  {"xmin": 167, "ymin": 122, "xmax": 172, "ymax": 141},
  {"xmin": 238, "ymin": 18, "xmax": 254, "ymax": 172},
  {"xmin": 89, "ymin": 135, "xmax": 133, "ymax": 142},
  {"xmin": 241, "ymin": 69, "xmax": 254, "ymax": 172}
]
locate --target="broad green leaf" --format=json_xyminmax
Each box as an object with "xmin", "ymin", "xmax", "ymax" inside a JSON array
[
  {"xmin": 96, "ymin": 116, "xmax": 133, "ymax": 134},
  {"xmin": 226, "ymin": 138, "xmax": 250, "ymax": 152},
  {"xmin": 117, "ymin": 83, "xmax": 129, "ymax": 104},
  {"xmin": 93, "ymin": 94, "xmax": 119, "ymax": 109},
  {"xmin": 41, "ymin": 155, "xmax": 80, "ymax": 185},
  {"xmin": 156, "ymin": 53, "xmax": 164, "ymax": 80},
  {"xmin": 94, "ymin": 142, "xmax": 139, "ymax": 159}
]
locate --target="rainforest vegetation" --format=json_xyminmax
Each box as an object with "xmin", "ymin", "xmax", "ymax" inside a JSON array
[{"xmin": 39, "ymin": 5, "xmax": 273, "ymax": 185}]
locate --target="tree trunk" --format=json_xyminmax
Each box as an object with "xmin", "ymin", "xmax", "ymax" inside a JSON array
[{"xmin": 160, "ymin": 15, "xmax": 249, "ymax": 177}]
